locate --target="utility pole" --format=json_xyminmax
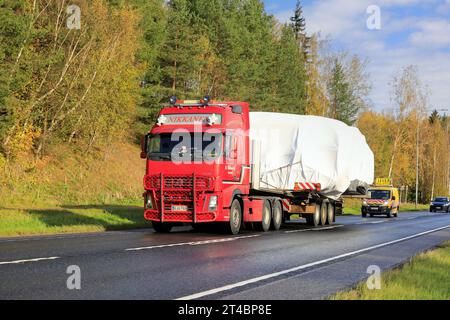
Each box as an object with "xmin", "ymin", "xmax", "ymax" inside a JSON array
[{"xmin": 415, "ymin": 114, "xmax": 420, "ymax": 209}]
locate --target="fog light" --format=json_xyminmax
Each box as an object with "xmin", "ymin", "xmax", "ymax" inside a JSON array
[
  {"xmin": 208, "ymin": 196, "xmax": 218, "ymax": 211},
  {"xmin": 145, "ymin": 194, "xmax": 154, "ymax": 210}
]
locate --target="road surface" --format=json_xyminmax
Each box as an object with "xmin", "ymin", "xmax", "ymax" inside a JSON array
[{"xmin": 0, "ymin": 211, "xmax": 449, "ymax": 300}]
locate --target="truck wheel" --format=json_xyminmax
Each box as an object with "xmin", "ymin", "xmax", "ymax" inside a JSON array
[
  {"xmin": 257, "ymin": 200, "xmax": 271, "ymax": 232},
  {"xmin": 386, "ymin": 210, "xmax": 392, "ymax": 218},
  {"xmin": 362, "ymin": 211, "xmax": 367, "ymax": 218},
  {"xmin": 227, "ymin": 199, "xmax": 242, "ymax": 235},
  {"xmin": 327, "ymin": 202, "xmax": 335, "ymax": 225},
  {"xmin": 152, "ymin": 222, "xmax": 173, "ymax": 233},
  {"xmin": 306, "ymin": 203, "xmax": 321, "ymax": 227},
  {"xmin": 320, "ymin": 202, "xmax": 327, "ymax": 226},
  {"xmin": 271, "ymin": 201, "xmax": 283, "ymax": 231}
]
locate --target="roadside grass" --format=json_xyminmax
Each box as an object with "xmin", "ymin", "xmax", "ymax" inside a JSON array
[
  {"xmin": 0, "ymin": 143, "xmax": 149, "ymax": 238},
  {"xmin": 332, "ymin": 241, "xmax": 450, "ymax": 300},
  {"xmin": 0, "ymin": 200, "xmax": 149, "ymax": 237}
]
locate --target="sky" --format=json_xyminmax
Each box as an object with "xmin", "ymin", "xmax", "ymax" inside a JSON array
[{"xmin": 264, "ymin": 0, "xmax": 450, "ymax": 112}]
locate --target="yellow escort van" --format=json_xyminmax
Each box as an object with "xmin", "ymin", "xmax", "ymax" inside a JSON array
[{"xmin": 362, "ymin": 179, "xmax": 400, "ymax": 218}]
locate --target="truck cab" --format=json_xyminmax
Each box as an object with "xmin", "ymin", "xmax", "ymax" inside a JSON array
[{"xmin": 362, "ymin": 186, "xmax": 400, "ymax": 218}]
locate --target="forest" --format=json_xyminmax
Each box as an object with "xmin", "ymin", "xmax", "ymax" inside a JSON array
[{"xmin": 0, "ymin": 0, "xmax": 449, "ymax": 204}]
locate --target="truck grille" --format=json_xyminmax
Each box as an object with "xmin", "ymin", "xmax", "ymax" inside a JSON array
[
  {"xmin": 144, "ymin": 175, "xmax": 214, "ymax": 191},
  {"xmin": 144, "ymin": 174, "xmax": 216, "ymax": 223}
]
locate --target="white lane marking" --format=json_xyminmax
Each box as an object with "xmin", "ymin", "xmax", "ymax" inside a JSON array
[
  {"xmin": 284, "ymin": 228, "xmax": 316, "ymax": 234},
  {"xmin": 284, "ymin": 225, "xmax": 344, "ymax": 234},
  {"xmin": 0, "ymin": 257, "xmax": 60, "ymax": 266},
  {"xmin": 0, "ymin": 232, "xmax": 130, "ymax": 243},
  {"xmin": 370, "ymin": 221, "xmax": 386, "ymax": 224},
  {"xmin": 176, "ymin": 224, "xmax": 450, "ymax": 300},
  {"xmin": 311, "ymin": 225, "xmax": 345, "ymax": 231},
  {"xmin": 125, "ymin": 235, "xmax": 261, "ymax": 252}
]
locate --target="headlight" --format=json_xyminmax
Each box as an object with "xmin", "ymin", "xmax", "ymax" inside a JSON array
[
  {"xmin": 363, "ymin": 201, "xmax": 368, "ymax": 206},
  {"xmin": 384, "ymin": 201, "xmax": 390, "ymax": 206},
  {"xmin": 208, "ymin": 196, "xmax": 218, "ymax": 211}
]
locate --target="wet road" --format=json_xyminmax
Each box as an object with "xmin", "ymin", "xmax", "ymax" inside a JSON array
[{"xmin": 0, "ymin": 212, "xmax": 449, "ymax": 300}]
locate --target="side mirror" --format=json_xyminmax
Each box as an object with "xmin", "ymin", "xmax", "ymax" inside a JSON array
[
  {"xmin": 140, "ymin": 136, "xmax": 148, "ymax": 159},
  {"xmin": 392, "ymin": 196, "xmax": 396, "ymax": 201}
]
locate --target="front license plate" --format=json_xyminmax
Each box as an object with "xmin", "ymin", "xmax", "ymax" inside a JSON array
[
  {"xmin": 436, "ymin": 207, "xmax": 442, "ymax": 210},
  {"xmin": 370, "ymin": 207, "xmax": 379, "ymax": 211},
  {"xmin": 172, "ymin": 205, "xmax": 188, "ymax": 212}
]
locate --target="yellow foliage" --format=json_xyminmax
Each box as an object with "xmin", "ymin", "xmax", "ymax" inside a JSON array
[{"xmin": 3, "ymin": 124, "xmax": 41, "ymax": 158}]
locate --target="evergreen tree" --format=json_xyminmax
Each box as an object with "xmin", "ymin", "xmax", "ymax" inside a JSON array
[
  {"xmin": 328, "ymin": 59, "xmax": 356, "ymax": 125},
  {"xmin": 429, "ymin": 110, "xmax": 440, "ymax": 125},
  {"xmin": 273, "ymin": 25, "xmax": 307, "ymax": 114},
  {"xmin": 290, "ymin": 0, "xmax": 306, "ymax": 42},
  {"xmin": 160, "ymin": 0, "xmax": 203, "ymax": 98}
]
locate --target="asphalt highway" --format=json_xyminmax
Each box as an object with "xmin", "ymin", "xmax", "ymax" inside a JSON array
[{"xmin": 1, "ymin": 211, "xmax": 449, "ymax": 300}]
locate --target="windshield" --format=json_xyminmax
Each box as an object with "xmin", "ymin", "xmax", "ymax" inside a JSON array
[
  {"xmin": 434, "ymin": 198, "xmax": 448, "ymax": 202},
  {"xmin": 368, "ymin": 190, "xmax": 391, "ymax": 200},
  {"xmin": 147, "ymin": 133, "xmax": 222, "ymax": 162}
]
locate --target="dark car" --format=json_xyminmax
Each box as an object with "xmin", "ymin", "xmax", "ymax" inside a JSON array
[{"xmin": 430, "ymin": 197, "xmax": 450, "ymax": 213}]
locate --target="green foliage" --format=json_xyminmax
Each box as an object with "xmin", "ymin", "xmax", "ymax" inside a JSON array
[
  {"xmin": 0, "ymin": 0, "xmax": 143, "ymax": 158},
  {"xmin": 290, "ymin": 0, "xmax": 306, "ymax": 41},
  {"xmin": 0, "ymin": 0, "xmax": 32, "ymax": 145},
  {"xmin": 137, "ymin": 0, "xmax": 309, "ymax": 120},
  {"xmin": 272, "ymin": 25, "xmax": 307, "ymax": 114},
  {"xmin": 328, "ymin": 59, "xmax": 358, "ymax": 125}
]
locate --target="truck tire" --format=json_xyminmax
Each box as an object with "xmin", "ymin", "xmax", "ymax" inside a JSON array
[
  {"xmin": 306, "ymin": 203, "xmax": 321, "ymax": 227},
  {"xmin": 271, "ymin": 201, "xmax": 283, "ymax": 231},
  {"xmin": 257, "ymin": 200, "xmax": 271, "ymax": 232},
  {"xmin": 152, "ymin": 222, "xmax": 173, "ymax": 233},
  {"xmin": 386, "ymin": 209, "xmax": 392, "ymax": 218},
  {"xmin": 227, "ymin": 199, "xmax": 242, "ymax": 235},
  {"xmin": 320, "ymin": 202, "xmax": 327, "ymax": 226},
  {"xmin": 362, "ymin": 210, "xmax": 367, "ymax": 218},
  {"xmin": 327, "ymin": 202, "xmax": 335, "ymax": 225}
]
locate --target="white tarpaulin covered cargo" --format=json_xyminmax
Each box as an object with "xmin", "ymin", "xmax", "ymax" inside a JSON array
[{"xmin": 249, "ymin": 113, "xmax": 374, "ymax": 200}]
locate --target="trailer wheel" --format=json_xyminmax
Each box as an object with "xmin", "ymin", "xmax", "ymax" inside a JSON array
[
  {"xmin": 227, "ymin": 199, "xmax": 242, "ymax": 235},
  {"xmin": 271, "ymin": 201, "xmax": 283, "ymax": 231},
  {"xmin": 306, "ymin": 203, "xmax": 321, "ymax": 227},
  {"xmin": 152, "ymin": 222, "xmax": 173, "ymax": 233},
  {"xmin": 327, "ymin": 202, "xmax": 335, "ymax": 225},
  {"xmin": 319, "ymin": 202, "xmax": 327, "ymax": 226},
  {"xmin": 257, "ymin": 200, "xmax": 271, "ymax": 232}
]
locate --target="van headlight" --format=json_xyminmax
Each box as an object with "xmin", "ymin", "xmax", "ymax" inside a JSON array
[{"xmin": 208, "ymin": 196, "xmax": 218, "ymax": 211}]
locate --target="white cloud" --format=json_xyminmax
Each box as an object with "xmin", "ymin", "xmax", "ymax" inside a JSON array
[
  {"xmin": 271, "ymin": 0, "xmax": 450, "ymax": 111},
  {"xmin": 409, "ymin": 19, "xmax": 450, "ymax": 48}
]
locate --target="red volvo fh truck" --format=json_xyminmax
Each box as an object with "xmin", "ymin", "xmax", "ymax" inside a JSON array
[{"xmin": 141, "ymin": 97, "xmax": 350, "ymax": 235}]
